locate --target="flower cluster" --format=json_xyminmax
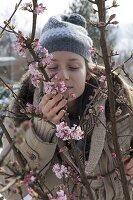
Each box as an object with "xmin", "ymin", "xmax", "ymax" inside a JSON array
[
  {"xmin": 21, "ymin": 103, "xmax": 41, "ymax": 116},
  {"xmin": 44, "ymin": 81, "xmax": 67, "ymax": 95},
  {"xmin": 89, "ymin": 47, "xmax": 96, "ymax": 55},
  {"xmin": 27, "ymin": 187, "xmax": 38, "ymax": 198},
  {"xmin": 34, "ymin": 3, "xmax": 47, "ymax": 15},
  {"xmin": 52, "ymin": 164, "xmax": 69, "ymax": 179},
  {"xmin": 56, "ymin": 122, "xmax": 84, "ymax": 141},
  {"xmin": 21, "ymin": 2, "xmax": 32, "ymax": 11},
  {"xmin": 97, "ymin": 105, "xmax": 104, "ymax": 113},
  {"xmin": 32, "ymin": 39, "xmax": 53, "ymax": 65},
  {"xmin": 27, "ymin": 40, "xmax": 53, "ymax": 87},
  {"xmin": 98, "ymin": 75, "xmax": 106, "ymax": 83},
  {"xmin": 28, "ymin": 62, "xmax": 43, "ymax": 87},
  {"xmin": 48, "ymin": 190, "xmax": 67, "ymax": 200},
  {"xmin": 21, "ymin": 2, "xmax": 46, "ymax": 15},
  {"xmin": 24, "ymin": 171, "xmax": 36, "ymax": 186},
  {"xmin": 14, "ymin": 31, "xmax": 27, "ymax": 57}
]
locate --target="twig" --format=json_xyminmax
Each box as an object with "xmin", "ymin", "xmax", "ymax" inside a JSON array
[
  {"xmin": 0, "ymin": 119, "xmax": 25, "ymax": 168},
  {"xmin": 0, "ymin": 26, "xmax": 14, "ymax": 33},
  {"xmin": 97, "ymin": 0, "xmax": 131, "ymax": 199},
  {"xmin": 88, "ymin": 0, "xmax": 97, "ymax": 4},
  {"xmin": 121, "ymin": 64, "xmax": 133, "ymax": 84},
  {"xmin": 0, "ymin": 0, "xmax": 23, "ymax": 36},
  {"xmin": 70, "ymin": 140, "xmax": 95, "ymax": 200},
  {"xmin": 31, "ymin": 0, "xmax": 37, "ymax": 42}
]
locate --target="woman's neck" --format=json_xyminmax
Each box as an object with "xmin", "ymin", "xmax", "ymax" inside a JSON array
[{"xmin": 67, "ymin": 98, "xmax": 79, "ymax": 115}]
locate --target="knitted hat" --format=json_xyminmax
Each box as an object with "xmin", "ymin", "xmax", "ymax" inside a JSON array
[{"xmin": 39, "ymin": 14, "xmax": 93, "ymax": 61}]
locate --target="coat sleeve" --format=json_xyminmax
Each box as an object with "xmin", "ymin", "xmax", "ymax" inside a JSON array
[{"xmin": 0, "ymin": 116, "xmax": 58, "ymax": 200}]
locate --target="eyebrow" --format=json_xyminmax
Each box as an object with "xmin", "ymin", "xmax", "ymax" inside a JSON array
[{"xmin": 51, "ymin": 58, "xmax": 79, "ymax": 62}]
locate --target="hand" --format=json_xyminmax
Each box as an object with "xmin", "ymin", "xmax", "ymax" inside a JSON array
[
  {"xmin": 39, "ymin": 94, "xmax": 67, "ymax": 125},
  {"xmin": 124, "ymin": 156, "xmax": 133, "ymax": 178}
]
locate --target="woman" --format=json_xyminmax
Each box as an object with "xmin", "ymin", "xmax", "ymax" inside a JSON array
[{"xmin": 1, "ymin": 13, "xmax": 133, "ymax": 200}]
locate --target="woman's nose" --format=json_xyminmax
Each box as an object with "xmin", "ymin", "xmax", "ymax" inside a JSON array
[{"xmin": 57, "ymin": 69, "xmax": 69, "ymax": 80}]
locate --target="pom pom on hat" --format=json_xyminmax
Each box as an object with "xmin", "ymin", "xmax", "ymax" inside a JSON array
[
  {"xmin": 40, "ymin": 13, "xmax": 93, "ymax": 61},
  {"xmin": 62, "ymin": 14, "xmax": 86, "ymax": 28}
]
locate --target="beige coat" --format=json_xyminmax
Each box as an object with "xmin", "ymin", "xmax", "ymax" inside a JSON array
[{"xmin": 1, "ymin": 78, "xmax": 133, "ymax": 200}]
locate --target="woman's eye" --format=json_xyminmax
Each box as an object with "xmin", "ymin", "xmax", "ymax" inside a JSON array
[
  {"xmin": 68, "ymin": 66, "xmax": 79, "ymax": 70},
  {"xmin": 47, "ymin": 65, "xmax": 58, "ymax": 70}
]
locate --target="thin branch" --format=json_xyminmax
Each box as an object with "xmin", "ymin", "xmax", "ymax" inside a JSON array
[
  {"xmin": 31, "ymin": 0, "xmax": 37, "ymax": 42},
  {"xmin": 70, "ymin": 140, "xmax": 95, "ymax": 200},
  {"xmin": 0, "ymin": 26, "xmax": 14, "ymax": 33},
  {"xmin": 88, "ymin": 0, "xmax": 97, "ymax": 4},
  {"xmin": 121, "ymin": 64, "xmax": 133, "ymax": 84},
  {"xmin": 97, "ymin": 1, "xmax": 131, "ymax": 199},
  {"xmin": 0, "ymin": 0, "xmax": 23, "ymax": 36},
  {"xmin": 111, "ymin": 54, "xmax": 133, "ymax": 73},
  {"xmin": 0, "ymin": 119, "xmax": 25, "ymax": 168}
]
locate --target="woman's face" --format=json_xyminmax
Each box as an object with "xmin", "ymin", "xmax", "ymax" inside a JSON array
[{"xmin": 46, "ymin": 51, "xmax": 87, "ymax": 101}]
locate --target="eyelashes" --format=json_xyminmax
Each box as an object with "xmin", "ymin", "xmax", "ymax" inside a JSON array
[{"xmin": 47, "ymin": 65, "xmax": 80, "ymax": 71}]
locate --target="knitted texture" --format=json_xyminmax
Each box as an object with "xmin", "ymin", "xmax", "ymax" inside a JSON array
[{"xmin": 39, "ymin": 14, "xmax": 93, "ymax": 61}]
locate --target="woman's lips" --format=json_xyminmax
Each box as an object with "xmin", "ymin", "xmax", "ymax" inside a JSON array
[{"xmin": 67, "ymin": 86, "xmax": 73, "ymax": 89}]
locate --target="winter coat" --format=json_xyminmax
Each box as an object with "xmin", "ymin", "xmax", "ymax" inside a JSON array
[{"xmin": 0, "ymin": 74, "xmax": 133, "ymax": 200}]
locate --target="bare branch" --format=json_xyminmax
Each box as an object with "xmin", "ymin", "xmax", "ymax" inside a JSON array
[
  {"xmin": 97, "ymin": 0, "xmax": 131, "ymax": 199},
  {"xmin": 0, "ymin": 0, "xmax": 23, "ymax": 36},
  {"xmin": 88, "ymin": 0, "xmax": 97, "ymax": 4},
  {"xmin": 31, "ymin": 0, "xmax": 37, "ymax": 42},
  {"xmin": 0, "ymin": 119, "xmax": 25, "ymax": 168}
]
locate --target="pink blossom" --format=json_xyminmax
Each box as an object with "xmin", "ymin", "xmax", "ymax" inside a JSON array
[
  {"xmin": 56, "ymin": 190, "xmax": 67, "ymax": 200},
  {"xmin": 21, "ymin": 2, "xmax": 32, "ymax": 11},
  {"xmin": 58, "ymin": 81, "xmax": 67, "ymax": 93},
  {"xmin": 47, "ymin": 190, "xmax": 67, "ymax": 200},
  {"xmin": 43, "ymin": 81, "xmax": 67, "ymax": 95},
  {"xmin": 99, "ymin": 75, "xmax": 106, "ymax": 83},
  {"xmin": 28, "ymin": 62, "xmax": 42, "ymax": 87},
  {"xmin": 14, "ymin": 31, "xmax": 27, "ymax": 57},
  {"xmin": 34, "ymin": 3, "xmax": 46, "ymax": 15},
  {"xmin": 71, "ymin": 125, "xmax": 84, "ymax": 140},
  {"xmin": 112, "ymin": 152, "xmax": 116, "ymax": 158},
  {"xmin": 21, "ymin": 103, "xmax": 41, "ymax": 115},
  {"xmin": 56, "ymin": 122, "xmax": 84, "ymax": 141},
  {"xmin": 52, "ymin": 164, "xmax": 69, "ymax": 179},
  {"xmin": 27, "ymin": 187, "xmax": 38, "ymax": 197},
  {"xmin": 89, "ymin": 47, "xmax": 96, "ymax": 54},
  {"xmin": 47, "ymin": 193, "xmax": 56, "ymax": 200},
  {"xmin": 44, "ymin": 81, "xmax": 57, "ymax": 94},
  {"xmin": 25, "ymin": 103, "xmax": 34, "ymax": 113},
  {"xmin": 56, "ymin": 122, "xmax": 72, "ymax": 140},
  {"xmin": 28, "ymin": 62, "xmax": 38, "ymax": 73},
  {"xmin": 32, "ymin": 40, "xmax": 53, "ymax": 65},
  {"xmin": 24, "ymin": 171, "xmax": 36, "ymax": 185},
  {"xmin": 97, "ymin": 105, "xmax": 104, "ymax": 113},
  {"xmin": 32, "ymin": 39, "xmax": 42, "ymax": 53},
  {"xmin": 41, "ymin": 53, "xmax": 53, "ymax": 65}
]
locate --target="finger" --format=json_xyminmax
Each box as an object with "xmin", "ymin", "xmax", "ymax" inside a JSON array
[
  {"xmin": 123, "ymin": 155, "xmax": 130, "ymax": 165},
  {"xmin": 47, "ymin": 99, "xmax": 67, "ymax": 118},
  {"xmin": 125, "ymin": 158, "xmax": 133, "ymax": 170},
  {"xmin": 41, "ymin": 94, "xmax": 62, "ymax": 113},
  {"xmin": 52, "ymin": 110, "xmax": 66, "ymax": 124},
  {"xmin": 125, "ymin": 166, "xmax": 133, "ymax": 176},
  {"xmin": 39, "ymin": 94, "xmax": 53, "ymax": 108},
  {"xmin": 46, "ymin": 94, "xmax": 63, "ymax": 111}
]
